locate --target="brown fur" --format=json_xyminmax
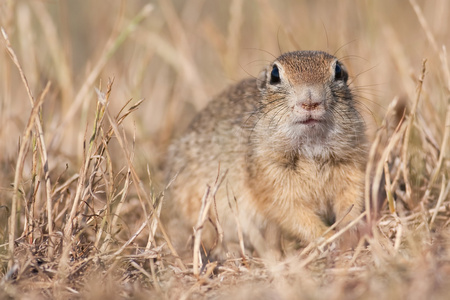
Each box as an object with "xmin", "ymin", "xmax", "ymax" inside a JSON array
[{"xmin": 165, "ymin": 51, "xmax": 367, "ymax": 257}]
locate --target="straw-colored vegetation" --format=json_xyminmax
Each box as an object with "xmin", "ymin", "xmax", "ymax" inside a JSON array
[{"xmin": 1, "ymin": 0, "xmax": 449, "ymax": 299}]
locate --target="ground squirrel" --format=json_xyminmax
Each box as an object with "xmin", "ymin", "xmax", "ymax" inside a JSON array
[{"xmin": 165, "ymin": 51, "xmax": 367, "ymax": 257}]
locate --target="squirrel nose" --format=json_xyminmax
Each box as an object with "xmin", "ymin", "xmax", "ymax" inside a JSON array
[
  {"xmin": 301, "ymin": 102, "xmax": 321, "ymax": 111},
  {"xmin": 295, "ymin": 85, "xmax": 325, "ymax": 111}
]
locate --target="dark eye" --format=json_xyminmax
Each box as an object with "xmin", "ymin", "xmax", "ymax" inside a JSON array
[
  {"xmin": 334, "ymin": 62, "xmax": 348, "ymax": 82},
  {"xmin": 270, "ymin": 64, "xmax": 281, "ymax": 85}
]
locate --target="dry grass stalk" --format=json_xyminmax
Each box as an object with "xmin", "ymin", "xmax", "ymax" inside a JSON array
[
  {"xmin": 226, "ymin": 192, "xmax": 247, "ymax": 259},
  {"xmin": 99, "ymin": 84, "xmax": 186, "ymax": 271},
  {"xmin": 30, "ymin": 2, "xmax": 72, "ymax": 104},
  {"xmin": 50, "ymin": 4, "xmax": 154, "ymax": 151},
  {"xmin": 192, "ymin": 172, "xmax": 227, "ymax": 276},
  {"xmin": 34, "ymin": 82, "xmax": 54, "ymax": 258},
  {"xmin": 192, "ymin": 185, "xmax": 211, "ymax": 277},
  {"xmin": 401, "ymin": 59, "xmax": 427, "ymax": 203},
  {"xmin": 429, "ymin": 177, "xmax": 448, "ymax": 228},
  {"xmin": 2, "ymin": 27, "xmax": 53, "ymax": 264},
  {"xmin": 409, "ymin": 0, "xmax": 439, "ymax": 53},
  {"xmin": 365, "ymin": 97, "xmax": 402, "ymax": 223}
]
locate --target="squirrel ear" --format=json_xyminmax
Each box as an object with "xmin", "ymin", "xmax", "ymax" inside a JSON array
[{"xmin": 257, "ymin": 68, "xmax": 267, "ymax": 91}]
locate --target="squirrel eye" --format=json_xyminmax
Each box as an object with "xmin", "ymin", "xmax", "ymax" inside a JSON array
[
  {"xmin": 270, "ymin": 65, "xmax": 281, "ymax": 84},
  {"xmin": 334, "ymin": 62, "xmax": 348, "ymax": 82}
]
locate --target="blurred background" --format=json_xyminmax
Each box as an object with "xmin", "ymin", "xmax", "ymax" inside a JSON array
[
  {"xmin": 1, "ymin": 0, "xmax": 448, "ymax": 164},
  {"xmin": 0, "ymin": 0, "xmax": 448, "ymax": 248}
]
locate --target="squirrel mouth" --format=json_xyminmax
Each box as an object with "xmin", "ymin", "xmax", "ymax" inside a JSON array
[{"xmin": 295, "ymin": 118, "xmax": 320, "ymax": 125}]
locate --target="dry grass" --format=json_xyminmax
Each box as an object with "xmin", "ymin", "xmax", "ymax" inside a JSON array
[{"xmin": 0, "ymin": 0, "xmax": 449, "ymax": 299}]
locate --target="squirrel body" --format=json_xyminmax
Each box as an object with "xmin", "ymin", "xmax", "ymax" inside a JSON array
[{"xmin": 165, "ymin": 51, "xmax": 367, "ymax": 256}]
